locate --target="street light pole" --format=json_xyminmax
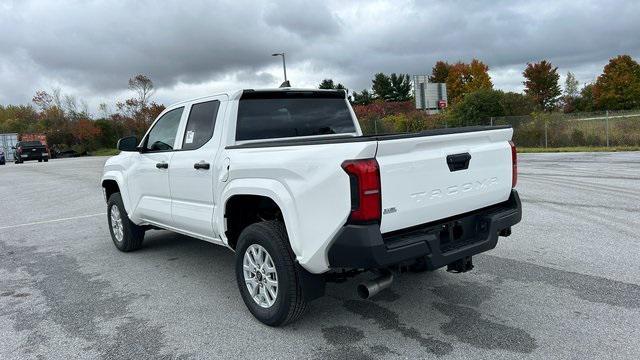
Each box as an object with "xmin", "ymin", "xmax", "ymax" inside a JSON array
[{"xmin": 272, "ymin": 52, "xmax": 289, "ymax": 87}]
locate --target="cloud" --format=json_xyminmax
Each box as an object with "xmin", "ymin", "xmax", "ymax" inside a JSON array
[{"xmin": 1, "ymin": 0, "xmax": 639, "ymax": 109}]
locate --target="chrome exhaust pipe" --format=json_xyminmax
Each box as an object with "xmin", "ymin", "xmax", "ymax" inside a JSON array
[{"xmin": 357, "ymin": 271, "xmax": 394, "ymax": 299}]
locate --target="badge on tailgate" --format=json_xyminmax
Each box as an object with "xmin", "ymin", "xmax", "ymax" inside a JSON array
[{"xmin": 446, "ymin": 153, "xmax": 471, "ymax": 172}]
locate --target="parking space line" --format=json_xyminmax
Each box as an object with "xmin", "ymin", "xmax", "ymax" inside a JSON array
[{"xmin": 0, "ymin": 213, "xmax": 106, "ymax": 230}]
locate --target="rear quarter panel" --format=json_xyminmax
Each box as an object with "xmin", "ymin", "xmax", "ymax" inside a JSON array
[{"xmin": 221, "ymin": 141, "xmax": 377, "ymax": 273}]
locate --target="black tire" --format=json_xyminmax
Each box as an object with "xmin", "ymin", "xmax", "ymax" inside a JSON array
[
  {"xmin": 38, "ymin": 159, "xmax": 42, "ymax": 162},
  {"xmin": 107, "ymin": 192, "xmax": 145, "ymax": 252},
  {"xmin": 235, "ymin": 220, "xmax": 307, "ymax": 326},
  {"xmin": 43, "ymin": 158, "xmax": 48, "ymax": 162}
]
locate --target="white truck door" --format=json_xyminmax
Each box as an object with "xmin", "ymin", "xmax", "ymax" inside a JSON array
[
  {"xmin": 128, "ymin": 106, "xmax": 185, "ymax": 226},
  {"xmin": 169, "ymin": 97, "xmax": 227, "ymax": 241}
]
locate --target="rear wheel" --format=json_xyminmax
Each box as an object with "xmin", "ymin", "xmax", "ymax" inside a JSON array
[
  {"xmin": 38, "ymin": 159, "xmax": 42, "ymax": 162},
  {"xmin": 235, "ymin": 221, "xmax": 307, "ymax": 326},
  {"xmin": 107, "ymin": 193, "xmax": 145, "ymax": 251},
  {"xmin": 43, "ymin": 158, "xmax": 48, "ymax": 162}
]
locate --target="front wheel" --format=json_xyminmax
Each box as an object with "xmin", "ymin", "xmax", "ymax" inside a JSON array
[
  {"xmin": 235, "ymin": 221, "xmax": 307, "ymax": 326},
  {"xmin": 107, "ymin": 193, "xmax": 145, "ymax": 251}
]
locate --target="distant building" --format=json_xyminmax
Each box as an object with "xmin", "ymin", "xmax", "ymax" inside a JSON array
[{"xmin": 413, "ymin": 75, "xmax": 447, "ymax": 114}]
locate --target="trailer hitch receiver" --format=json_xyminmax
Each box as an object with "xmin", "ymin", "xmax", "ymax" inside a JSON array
[{"xmin": 447, "ymin": 256, "xmax": 474, "ymax": 273}]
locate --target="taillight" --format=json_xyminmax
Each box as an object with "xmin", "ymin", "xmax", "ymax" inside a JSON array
[
  {"xmin": 341, "ymin": 159, "xmax": 381, "ymax": 224},
  {"xmin": 17, "ymin": 146, "xmax": 22, "ymax": 153},
  {"xmin": 509, "ymin": 140, "xmax": 517, "ymax": 188}
]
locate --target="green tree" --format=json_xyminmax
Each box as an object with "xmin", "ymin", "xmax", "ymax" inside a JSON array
[
  {"xmin": 372, "ymin": 73, "xmax": 393, "ymax": 100},
  {"xmin": 564, "ymin": 72, "xmax": 579, "ymax": 98},
  {"xmin": 574, "ymin": 83, "xmax": 595, "ymax": 112},
  {"xmin": 592, "ymin": 55, "xmax": 640, "ymax": 110},
  {"xmin": 563, "ymin": 71, "xmax": 580, "ymax": 113},
  {"xmin": 319, "ymin": 79, "xmax": 336, "ymax": 89},
  {"xmin": 448, "ymin": 89, "xmax": 505, "ymax": 126},
  {"xmin": 372, "ymin": 73, "xmax": 412, "ymax": 101},
  {"xmin": 500, "ymin": 92, "xmax": 535, "ymax": 116},
  {"xmin": 351, "ymin": 89, "xmax": 373, "ymax": 105},
  {"xmin": 389, "ymin": 73, "xmax": 412, "ymax": 101},
  {"xmin": 523, "ymin": 60, "xmax": 562, "ymax": 111},
  {"xmin": 318, "ymin": 78, "xmax": 347, "ymax": 95},
  {"xmin": 429, "ymin": 61, "xmax": 451, "ymax": 83}
]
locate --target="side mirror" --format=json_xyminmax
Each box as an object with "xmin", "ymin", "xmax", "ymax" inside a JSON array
[{"xmin": 117, "ymin": 136, "xmax": 138, "ymax": 152}]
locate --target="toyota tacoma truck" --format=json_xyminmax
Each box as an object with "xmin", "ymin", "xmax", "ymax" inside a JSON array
[{"xmin": 101, "ymin": 88, "xmax": 521, "ymax": 326}]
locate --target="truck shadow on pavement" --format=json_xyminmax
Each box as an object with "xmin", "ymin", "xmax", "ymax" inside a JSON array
[{"xmin": 138, "ymin": 231, "xmax": 539, "ymax": 358}]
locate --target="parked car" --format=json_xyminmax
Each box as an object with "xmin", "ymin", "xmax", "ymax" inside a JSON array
[
  {"xmin": 101, "ymin": 88, "xmax": 522, "ymax": 326},
  {"xmin": 0, "ymin": 148, "xmax": 5, "ymax": 165},
  {"xmin": 13, "ymin": 141, "xmax": 49, "ymax": 163}
]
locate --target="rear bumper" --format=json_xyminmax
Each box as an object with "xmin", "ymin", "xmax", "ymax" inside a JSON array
[
  {"xmin": 19, "ymin": 153, "xmax": 48, "ymax": 160},
  {"xmin": 327, "ymin": 190, "xmax": 522, "ymax": 270}
]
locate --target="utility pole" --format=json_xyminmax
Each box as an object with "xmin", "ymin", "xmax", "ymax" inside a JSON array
[{"xmin": 272, "ymin": 53, "xmax": 289, "ymax": 87}]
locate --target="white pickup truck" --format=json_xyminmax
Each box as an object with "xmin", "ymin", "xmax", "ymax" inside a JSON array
[{"xmin": 101, "ymin": 88, "xmax": 521, "ymax": 326}]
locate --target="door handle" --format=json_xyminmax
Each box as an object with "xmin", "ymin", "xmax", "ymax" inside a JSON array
[
  {"xmin": 194, "ymin": 161, "xmax": 210, "ymax": 170},
  {"xmin": 156, "ymin": 162, "xmax": 168, "ymax": 169}
]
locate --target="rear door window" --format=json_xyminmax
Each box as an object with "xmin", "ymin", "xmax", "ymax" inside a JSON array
[{"xmin": 182, "ymin": 100, "xmax": 220, "ymax": 150}]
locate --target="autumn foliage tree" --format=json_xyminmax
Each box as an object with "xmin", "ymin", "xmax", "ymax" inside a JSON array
[
  {"xmin": 0, "ymin": 74, "xmax": 166, "ymax": 154},
  {"xmin": 592, "ymin": 55, "xmax": 640, "ymax": 110},
  {"xmin": 430, "ymin": 59, "xmax": 493, "ymax": 105},
  {"xmin": 523, "ymin": 60, "xmax": 562, "ymax": 111}
]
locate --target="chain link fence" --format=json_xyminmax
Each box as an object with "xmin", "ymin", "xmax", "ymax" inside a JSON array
[
  {"xmin": 489, "ymin": 110, "xmax": 640, "ymax": 148},
  {"xmin": 359, "ymin": 110, "xmax": 640, "ymax": 148}
]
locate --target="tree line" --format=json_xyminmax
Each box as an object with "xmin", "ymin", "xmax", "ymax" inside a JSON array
[
  {"xmin": 322, "ymin": 54, "xmax": 640, "ymax": 128},
  {"xmin": 1, "ymin": 54, "xmax": 639, "ymax": 153},
  {"xmin": 0, "ymin": 75, "xmax": 164, "ymax": 154}
]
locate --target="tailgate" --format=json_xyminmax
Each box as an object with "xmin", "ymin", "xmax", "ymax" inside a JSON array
[{"xmin": 376, "ymin": 127, "xmax": 514, "ymax": 233}]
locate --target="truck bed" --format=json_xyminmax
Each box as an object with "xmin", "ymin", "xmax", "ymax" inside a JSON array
[
  {"xmin": 227, "ymin": 125, "xmax": 514, "ymax": 234},
  {"xmin": 226, "ymin": 125, "xmax": 511, "ymax": 149}
]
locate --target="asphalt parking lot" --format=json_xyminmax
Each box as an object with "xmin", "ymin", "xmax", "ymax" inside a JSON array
[{"xmin": 1, "ymin": 152, "xmax": 639, "ymax": 359}]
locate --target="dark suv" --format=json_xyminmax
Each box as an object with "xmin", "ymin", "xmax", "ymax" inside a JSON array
[{"xmin": 13, "ymin": 141, "xmax": 49, "ymax": 164}]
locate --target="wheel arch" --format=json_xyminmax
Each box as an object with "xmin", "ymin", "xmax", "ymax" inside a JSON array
[
  {"xmin": 101, "ymin": 173, "xmax": 132, "ymax": 213},
  {"xmin": 220, "ymin": 179, "xmax": 299, "ymax": 256}
]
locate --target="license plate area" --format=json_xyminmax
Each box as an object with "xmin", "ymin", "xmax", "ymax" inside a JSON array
[{"xmin": 439, "ymin": 215, "xmax": 488, "ymax": 253}]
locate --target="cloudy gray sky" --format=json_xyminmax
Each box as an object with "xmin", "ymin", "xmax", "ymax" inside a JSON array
[{"xmin": 1, "ymin": 0, "xmax": 639, "ymax": 111}]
